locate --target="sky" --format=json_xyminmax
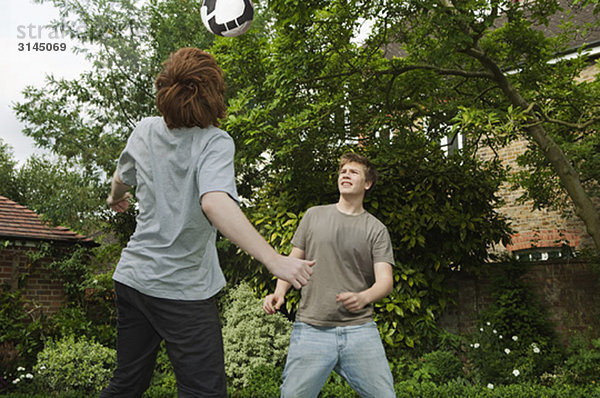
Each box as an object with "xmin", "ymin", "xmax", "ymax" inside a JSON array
[{"xmin": 1, "ymin": 0, "xmax": 91, "ymax": 165}]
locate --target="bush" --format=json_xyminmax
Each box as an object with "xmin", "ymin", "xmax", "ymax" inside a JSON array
[
  {"xmin": 221, "ymin": 282, "xmax": 292, "ymax": 391},
  {"xmin": 419, "ymin": 350, "xmax": 464, "ymax": 384},
  {"xmin": 146, "ymin": 342, "xmax": 176, "ymax": 392},
  {"xmin": 233, "ymin": 363, "xmax": 282, "ymax": 398},
  {"xmin": 0, "ymin": 288, "xmax": 45, "ymax": 391},
  {"xmin": 465, "ymin": 261, "xmax": 562, "ymax": 385},
  {"xmin": 562, "ymin": 337, "xmax": 600, "ymax": 385},
  {"xmin": 320, "ymin": 372, "xmax": 358, "ymax": 397},
  {"xmin": 394, "ymin": 380, "xmax": 600, "ymax": 397},
  {"xmin": 33, "ymin": 335, "xmax": 115, "ymax": 394}
]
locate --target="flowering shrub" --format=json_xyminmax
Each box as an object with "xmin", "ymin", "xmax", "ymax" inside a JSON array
[
  {"xmin": 466, "ymin": 260, "xmax": 563, "ymax": 385},
  {"xmin": 466, "ymin": 321, "xmax": 559, "ymax": 385},
  {"xmin": 221, "ymin": 282, "xmax": 292, "ymax": 391}
]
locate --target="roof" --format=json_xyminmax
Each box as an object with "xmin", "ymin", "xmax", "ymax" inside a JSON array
[{"xmin": 0, "ymin": 195, "xmax": 96, "ymax": 245}]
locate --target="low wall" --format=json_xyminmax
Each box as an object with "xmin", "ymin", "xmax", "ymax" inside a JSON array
[{"xmin": 439, "ymin": 260, "xmax": 600, "ymax": 344}]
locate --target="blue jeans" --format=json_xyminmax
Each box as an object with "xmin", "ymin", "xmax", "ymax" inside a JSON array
[{"xmin": 281, "ymin": 321, "xmax": 395, "ymax": 398}]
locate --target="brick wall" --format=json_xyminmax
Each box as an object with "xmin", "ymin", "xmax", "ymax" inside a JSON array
[
  {"xmin": 474, "ymin": 62, "xmax": 599, "ymax": 254},
  {"xmin": 0, "ymin": 243, "xmax": 66, "ymax": 315},
  {"xmin": 477, "ymin": 138, "xmax": 595, "ymax": 254},
  {"xmin": 439, "ymin": 260, "xmax": 600, "ymax": 344}
]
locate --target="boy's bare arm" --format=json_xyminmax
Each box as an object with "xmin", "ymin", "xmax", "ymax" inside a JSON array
[
  {"xmin": 201, "ymin": 192, "xmax": 314, "ymax": 289},
  {"xmin": 107, "ymin": 169, "xmax": 132, "ymax": 212},
  {"xmin": 263, "ymin": 247, "xmax": 303, "ymax": 314}
]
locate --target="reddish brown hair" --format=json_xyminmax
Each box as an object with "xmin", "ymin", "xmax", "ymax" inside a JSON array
[
  {"xmin": 339, "ymin": 152, "xmax": 378, "ymax": 191},
  {"xmin": 155, "ymin": 48, "xmax": 226, "ymax": 129}
]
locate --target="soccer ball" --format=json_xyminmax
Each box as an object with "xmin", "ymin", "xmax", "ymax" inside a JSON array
[{"xmin": 200, "ymin": 0, "xmax": 254, "ymax": 37}]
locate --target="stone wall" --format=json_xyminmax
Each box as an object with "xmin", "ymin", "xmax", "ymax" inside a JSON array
[{"xmin": 439, "ymin": 260, "xmax": 600, "ymax": 344}]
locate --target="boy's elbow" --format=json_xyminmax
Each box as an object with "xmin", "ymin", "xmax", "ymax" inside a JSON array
[
  {"xmin": 201, "ymin": 191, "xmax": 233, "ymax": 220},
  {"xmin": 201, "ymin": 193, "xmax": 219, "ymax": 218}
]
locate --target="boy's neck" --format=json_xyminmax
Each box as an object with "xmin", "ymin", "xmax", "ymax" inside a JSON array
[{"xmin": 336, "ymin": 195, "xmax": 365, "ymax": 215}]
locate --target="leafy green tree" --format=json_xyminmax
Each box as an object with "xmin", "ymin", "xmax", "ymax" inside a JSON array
[
  {"xmin": 363, "ymin": 0, "xmax": 600, "ymax": 249},
  {"xmin": 0, "ymin": 139, "xmax": 23, "ymax": 203},
  {"xmin": 12, "ymin": 0, "xmax": 529, "ymax": 349}
]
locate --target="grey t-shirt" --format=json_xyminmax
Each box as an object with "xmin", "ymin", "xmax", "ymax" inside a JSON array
[
  {"xmin": 292, "ymin": 204, "xmax": 395, "ymax": 326},
  {"xmin": 113, "ymin": 116, "xmax": 239, "ymax": 300}
]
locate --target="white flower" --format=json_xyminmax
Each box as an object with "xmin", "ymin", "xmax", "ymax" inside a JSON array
[
  {"xmin": 12, "ymin": 379, "xmax": 20, "ymax": 384},
  {"xmin": 39, "ymin": 365, "xmax": 46, "ymax": 370},
  {"xmin": 474, "ymin": 343, "xmax": 480, "ymax": 348},
  {"xmin": 493, "ymin": 329, "xmax": 497, "ymax": 334},
  {"xmin": 480, "ymin": 327, "xmax": 484, "ymax": 332},
  {"xmin": 533, "ymin": 347, "xmax": 541, "ymax": 354},
  {"xmin": 513, "ymin": 369, "xmax": 520, "ymax": 377},
  {"xmin": 504, "ymin": 348, "xmax": 511, "ymax": 354},
  {"xmin": 487, "ymin": 383, "xmax": 494, "ymax": 389},
  {"xmin": 512, "ymin": 336, "xmax": 518, "ymax": 341},
  {"xmin": 486, "ymin": 322, "xmax": 491, "ymax": 326},
  {"xmin": 25, "ymin": 373, "xmax": 33, "ymax": 379},
  {"xmin": 499, "ymin": 335, "xmax": 503, "ymax": 339},
  {"xmin": 17, "ymin": 367, "xmax": 25, "ymax": 372}
]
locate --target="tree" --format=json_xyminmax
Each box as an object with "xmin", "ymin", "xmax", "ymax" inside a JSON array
[
  {"xmin": 0, "ymin": 139, "xmax": 107, "ymax": 234},
  {"xmin": 0, "ymin": 139, "xmax": 22, "ymax": 203},
  {"xmin": 13, "ymin": 0, "xmax": 524, "ymax": 348},
  {"xmin": 366, "ymin": 0, "xmax": 600, "ymax": 250}
]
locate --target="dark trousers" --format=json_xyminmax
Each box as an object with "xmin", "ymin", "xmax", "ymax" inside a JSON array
[{"xmin": 100, "ymin": 282, "xmax": 226, "ymax": 398}]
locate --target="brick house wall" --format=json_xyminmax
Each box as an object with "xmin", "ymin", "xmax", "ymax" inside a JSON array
[
  {"xmin": 0, "ymin": 243, "xmax": 68, "ymax": 315},
  {"xmin": 476, "ymin": 62, "xmax": 599, "ymax": 255},
  {"xmin": 0, "ymin": 196, "xmax": 96, "ymax": 316}
]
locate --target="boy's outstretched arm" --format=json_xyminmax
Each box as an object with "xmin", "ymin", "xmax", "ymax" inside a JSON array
[
  {"xmin": 263, "ymin": 247, "xmax": 304, "ymax": 314},
  {"xmin": 201, "ymin": 192, "xmax": 314, "ymax": 290}
]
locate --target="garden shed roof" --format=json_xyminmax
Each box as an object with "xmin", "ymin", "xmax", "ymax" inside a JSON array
[{"xmin": 0, "ymin": 195, "xmax": 96, "ymax": 245}]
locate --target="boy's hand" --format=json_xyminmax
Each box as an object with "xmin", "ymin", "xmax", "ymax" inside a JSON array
[
  {"xmin": 107, "ymin": 192, "xmax": 132, "ymax": 212},
  {"xmin": 263, "ymin": 293, "xmax": 285, "ymax": 315},
  {"xmin": 336, "ymin": 292, "xmax": 368, "ymax": 313},
  {"xmin": 268, "ymin": 255, "xmax": 314, "ymax": 290}
]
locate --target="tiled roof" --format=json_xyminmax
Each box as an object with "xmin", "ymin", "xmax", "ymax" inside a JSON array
[{"xmin": 0, "ymin": 195, "xmax": 96, "ymax": 245}]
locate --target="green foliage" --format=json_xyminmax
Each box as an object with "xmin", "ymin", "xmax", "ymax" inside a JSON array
[
  {"xmin": 146, "ymin": 343, "xmax": 176, "ymax": 394},
  {"xmin": 45, "ymin": 248, "xmax": 90, "ymax": 303},
  {"xmin": 364, "ymin": 138, "xmax": 511, "ymax": 349},
  {"xmin": 562, "ymin": 337, "xmax": 600, "ymax": 385},
  {"xmin": 393, "ymin": 380, "xmax": 600, "ymax": 397},
  {"xmin": 43, "ymin": 247, "xmax": 117, "ymax": 347},
  {"xmin": 33, "ymin": 335, "xmax": 115, "ymax": 394},
  {"xmin": 0, "ymin": 289, "xmax": 45, "ymax": 378},
  {"xmin": 221, "ymin": 282, "xmax": 292, "ymax": 391},
  {"xmin": 419, "ymin": 350, "xmax": 465, "ymax": 385},
  {"xmin": 319, "ymin": 373, "xmax": 358, "ymax": 398},
  {"xmin": 0, "ymin": 139, "xmax": 22, "ymax": 203},
  {"xmin": 233, "ymin": 363, "xmax": 282, "ymax": 398},
  {"xmin": 466, "ymin": 261, "xmax": 563, "ymax": 385}
]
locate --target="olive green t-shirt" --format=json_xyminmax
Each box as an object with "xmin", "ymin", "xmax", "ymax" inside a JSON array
[{"xmin": 292, "ymin": 204, "xmax": 394, "ymax": 326}]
